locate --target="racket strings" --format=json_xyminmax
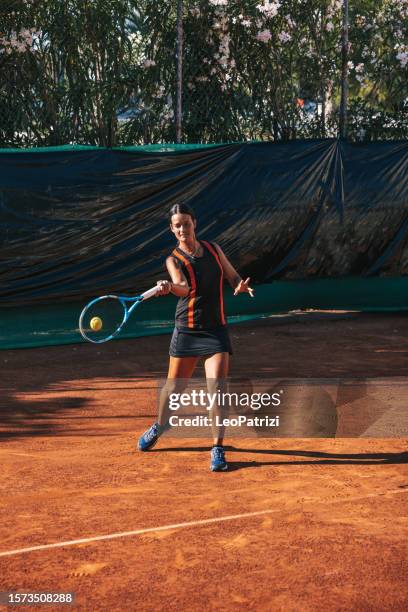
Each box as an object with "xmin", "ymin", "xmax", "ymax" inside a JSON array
[{"xmin": 80, "ymin": 297, "xmax": 127, "ymax": 342}]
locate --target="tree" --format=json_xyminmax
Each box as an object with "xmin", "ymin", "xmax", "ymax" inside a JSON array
[{"xmin": 0, "ymin": 0, "xmax": 406, "ymax": 146}]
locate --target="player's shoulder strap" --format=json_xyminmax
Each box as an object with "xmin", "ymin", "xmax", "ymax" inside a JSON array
[
  {"xmin": 171, "ymin": 247, "xmax": 190, "ymax": 269},
  {"xmin": 200, "ymin": 240, "xmax": 222, "ymax": 265}
]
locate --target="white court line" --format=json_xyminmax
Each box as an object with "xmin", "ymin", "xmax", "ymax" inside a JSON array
[
  {"xmin": 0, "ymin": 452, "xmax": 43, "ymax": 459},
  {"xmin": 0, "ymin": 488, "xmax": 406, "ymax": 559}
]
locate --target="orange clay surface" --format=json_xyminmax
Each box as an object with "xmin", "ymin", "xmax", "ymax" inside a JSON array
[{"xmin": 0, "ymin": 312, "xmax": 407, "ymax": 611}]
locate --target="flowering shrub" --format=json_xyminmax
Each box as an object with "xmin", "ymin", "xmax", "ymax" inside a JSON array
[{"xmin": 0, "ymin": 0, "xmax": 406, "ymax": 146}]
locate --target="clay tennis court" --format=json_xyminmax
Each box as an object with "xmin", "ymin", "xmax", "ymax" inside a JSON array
[{"xmin": 1, "ymin": 312, "xmax": 407, "ymax": 611}]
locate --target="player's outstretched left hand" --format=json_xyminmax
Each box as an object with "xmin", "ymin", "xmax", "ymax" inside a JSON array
[{"xmin": 234, "ymin": 277, "xmax": 254, "ymax": 298}]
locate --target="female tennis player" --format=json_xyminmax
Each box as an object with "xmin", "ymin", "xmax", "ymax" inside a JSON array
[{"xmin": 138, "ymin": 203, "xmax": 254, "ymax": 471}]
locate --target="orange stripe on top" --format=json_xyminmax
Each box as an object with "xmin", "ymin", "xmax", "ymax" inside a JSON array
[
  {"xmin": 172, "ymin": 248, "xmax": 197, "ymax": 328},
  {"xmin": 201, "ymin": 241, "xmax": 226, "ymax": 326}
]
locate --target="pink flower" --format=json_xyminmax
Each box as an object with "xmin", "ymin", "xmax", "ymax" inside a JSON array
[
  {"xmin": 396, "ymin": 51, "xmax": 408, "ymax": 67},
  {"xmin": 256, "ymin": 29, "xmax": 272, "ymax": 42},
  {"xmin": 256, "ymin": 1, "xmax": 281, "ymax": 18},
  {"xmin": 278, "ymin": 31, "xmax": 291, "ymax": 43}
]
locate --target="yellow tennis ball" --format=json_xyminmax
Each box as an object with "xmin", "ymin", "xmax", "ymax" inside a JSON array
[{"xmin": 90, "ymin": 316, "xmax": 102, "ymax": 331}]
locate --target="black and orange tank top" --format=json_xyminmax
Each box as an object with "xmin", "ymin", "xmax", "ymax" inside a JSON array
[{"xmin": 171, "ymin": 240, "xmax": 226, "ymax": 330}]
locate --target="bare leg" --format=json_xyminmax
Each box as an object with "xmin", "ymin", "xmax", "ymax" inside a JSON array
[
  {"xmin": 204, "ymin": 352, "xmax": 230, "ymax": 445},
  {"xmin": 158, "ymin": 356, "xmax": 199, "ymax": 426}
]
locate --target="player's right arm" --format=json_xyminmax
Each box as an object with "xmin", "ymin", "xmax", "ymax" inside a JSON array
[{"xmin": 156, "ymin": 256, "xmax": 190, "ymax": 297}]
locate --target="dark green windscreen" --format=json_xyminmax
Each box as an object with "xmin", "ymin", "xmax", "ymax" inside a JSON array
[{"xmin": 1, "ymin": 278, "xmax": 407, "ymax": 350}]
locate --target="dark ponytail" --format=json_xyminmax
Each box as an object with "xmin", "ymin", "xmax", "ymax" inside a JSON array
[{"xmin": 168, "ymin": 203, "xmax": 196, "ymax": 223}]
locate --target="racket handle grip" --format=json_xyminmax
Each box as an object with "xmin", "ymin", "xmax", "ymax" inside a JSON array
[{"xmin": 141, "ymin": 286, "xmax": 160, "ymax": 300}]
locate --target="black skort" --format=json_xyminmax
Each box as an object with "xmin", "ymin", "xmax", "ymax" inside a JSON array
[{"xmin": 169, "ymin": 326, "xmax": 233, "ymax": 357}]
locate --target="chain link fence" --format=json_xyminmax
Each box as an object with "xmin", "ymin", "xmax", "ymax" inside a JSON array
[{"xmin": 0, "ymin": 0, "xmax": 407, "ymax": 147}]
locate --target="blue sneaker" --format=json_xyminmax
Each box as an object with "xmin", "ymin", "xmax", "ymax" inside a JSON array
[
  {"xmin": 138, "ymin": 422, "xmax": 166, "ymax": 451},
  {"xmin": 210, "ymin": 446, "xmax": 228, "ymax": 472}
]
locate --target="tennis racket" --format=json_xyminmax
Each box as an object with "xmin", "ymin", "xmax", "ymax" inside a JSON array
[{"xmin": 79, "ymin": 285, "xmax": 159, "ymax": 344}]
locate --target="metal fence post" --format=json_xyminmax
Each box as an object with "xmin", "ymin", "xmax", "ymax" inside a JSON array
[
  {"xmin": 339, "ymin": 0, "xmax": 349, "ymax": 139},
  {"xmin": 175, "ymin": 0, "xmax": 184, "ymax": 143}
]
